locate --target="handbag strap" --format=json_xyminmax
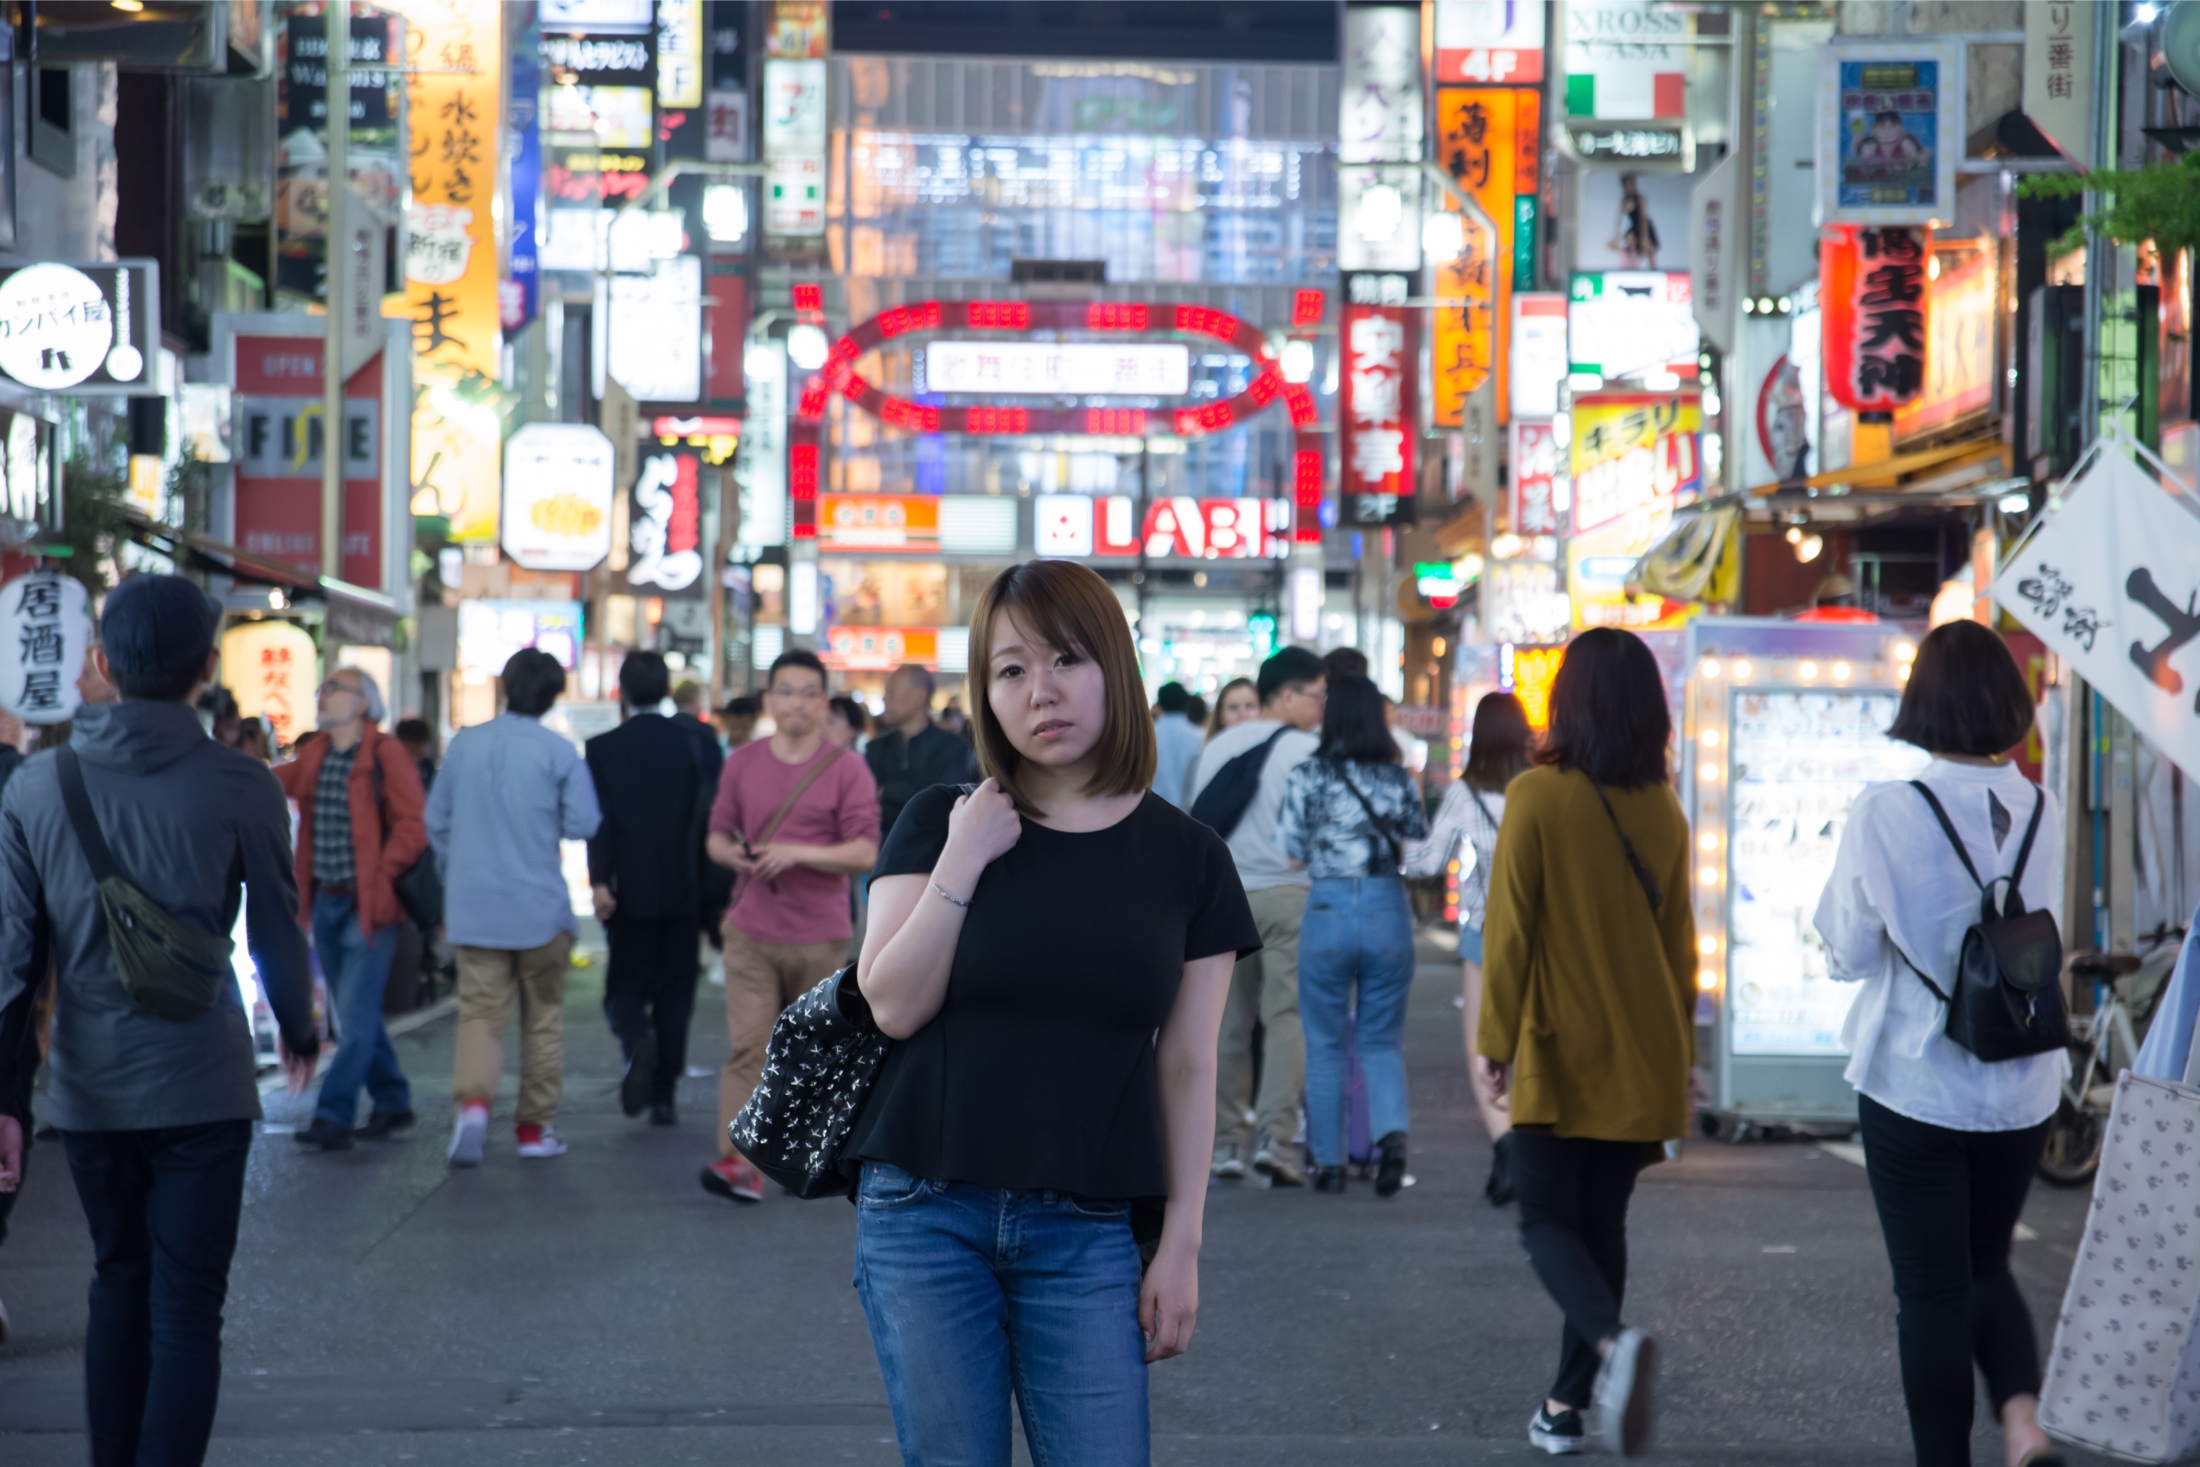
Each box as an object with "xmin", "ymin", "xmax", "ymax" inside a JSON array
[
  {"xmin": 1466, "ymin": 786, "xmax": 1497, "ymax": 832},
  {"xmin": 755, "ymin": 744, "xmax": 845, "ymax": 847},
  {"xmin": 1333, "ymin": 762, "xmax": 1402, "ymax": 870},
  {"xmin": 1587, "ymin": 776, "xmax": 1662, "ymax": 910},
  {"xmin": 54, "ymin": 746, "xmax": 119, "ymax": 886}
]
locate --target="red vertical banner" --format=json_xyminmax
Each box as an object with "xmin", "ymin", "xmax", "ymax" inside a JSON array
[
  {"xmin": 231, "ymin": 334, "xmax": 384, "ymax": 589},
  {"xmin": 1821, "ymin": 224, "xmax": 1932, "ymax": 413},
  {"xmin": 1341, "ymin": 279, "xmax": 1417, "ymax": 525}
]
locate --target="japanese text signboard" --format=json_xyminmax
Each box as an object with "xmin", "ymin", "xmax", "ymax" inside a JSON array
[
  {"xmin": 0, "ymin": 572, "xmax": 90, "ymax": 726},
  {"xmin": 1341, "ymin": 274, "xmax": 1418, "ymax": 526},
  {"xmin": 1821, "ymin": 225, "xmax": 1932, "ymax": 413},
  {"xmin": 619, "ymin": 445, "xmax": 707, "ymax": 598},
  {"xmin": 1435, "ymin": 0, "xmax": 1544, "ymax": 84},
  {"xmin": 1569, "ymin": 392, "xmax": 1702, "ymax": 537},
  {"xmin": 0, "ymin": 262, "xmax": 160, "ymax": 396},
  {"xmin": 1817, "ymin": 42, "xmax": 1961, "ymax": 225},
  {"xmin": 1993, "ymin": 445, "xmax": 2200, "ymax": 781},
  {"xmin": 2023, "ymin": 1, "xmax": 2095, "ymax": 164},
  {"xmin": 220, "ymin": 620, "xmax": 320, "ymax": 749},
  {"xmin": 1509, "ymin": 421, "xmax": 1565, "ymax": 536},
  {"xmin": 1435, "ymin": 89, "xmax": 1537, "ymax": 428}
]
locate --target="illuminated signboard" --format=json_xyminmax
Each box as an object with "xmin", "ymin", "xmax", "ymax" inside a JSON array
[
  {"xmin": 1569, "ymin": 392, "xmax": 1702, "ymax": 537},
  {"xmin": 820, "ymin": 625, "xmax": 939, "ymax": 672},
  {"xmin": 922, "ymin": 341, "xmax": 1192, "ymax": 397},
  {"xmin": 1034, "ymin": 495, "xmax": 1289, "ymax": 560},
  {"xmin": 1569, "ymin": 272, "xmax": 1698, "ymax": 383},
  {"xmin": 818, "ymin": 493, "xmax": 939, "ymax": 550}
]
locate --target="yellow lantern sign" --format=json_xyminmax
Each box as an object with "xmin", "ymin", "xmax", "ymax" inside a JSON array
[{"xmin": 221, "ymin": 621, "xmax": 320, "ymax": 749}]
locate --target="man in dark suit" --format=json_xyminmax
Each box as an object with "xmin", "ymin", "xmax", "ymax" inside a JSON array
[
  {"xmin": 586, "ymin": 653, "xmax": 713, "ymax": 1125},
  {"xmin": 671, "ymin": 679, "xmax": 731, "ymax": 947}
]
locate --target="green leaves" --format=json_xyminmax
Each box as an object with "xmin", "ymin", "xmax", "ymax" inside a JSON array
[{"xmin": 2018, "ymin": 151, "xmax": 2200, "ymax": 258}]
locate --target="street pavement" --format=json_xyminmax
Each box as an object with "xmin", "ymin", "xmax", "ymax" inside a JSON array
[{"xmin": 0, "ymin": 928, "xmax": 2128, "ymax": 1465}]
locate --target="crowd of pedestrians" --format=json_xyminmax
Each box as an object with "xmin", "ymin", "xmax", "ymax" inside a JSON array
[{"xmin": 0, "ymin": 566, "xmax": 2098, "ymax": 1467}]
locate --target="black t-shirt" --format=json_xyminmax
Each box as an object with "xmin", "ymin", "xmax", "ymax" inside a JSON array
[{"xmin": 846, "ymin": 784, "xmax": 1260, "ymax": 1201}]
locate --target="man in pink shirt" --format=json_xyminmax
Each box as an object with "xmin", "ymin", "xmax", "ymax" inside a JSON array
[{"xmin": 702, "ymin": 649, "xmax": 880, "ymax": 1203}]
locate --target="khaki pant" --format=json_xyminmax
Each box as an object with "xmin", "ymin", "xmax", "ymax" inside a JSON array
[
  {"xmin": 717, "ymin": 927, "xmax": 846, "ymax": 1157},
  {"xmin": 1215, "ymin": 883, "xmax": 1308, "ymax": 1160},
  {"xmin": 453, "ymin": 933, "xmax": 573, "ymax": 1128}
]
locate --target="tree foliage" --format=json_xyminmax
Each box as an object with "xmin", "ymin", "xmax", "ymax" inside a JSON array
[{"xmin": 2018, "ymin": 151, "xmax": 2200, "ymax": 258}]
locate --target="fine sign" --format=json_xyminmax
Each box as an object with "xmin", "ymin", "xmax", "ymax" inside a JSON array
[
  {"xmin": 0, "ymin": 262, "xmax": 160, "ymax": 395},
  {"xmin": 0, "ymin": 570, "xmax": 91, "ymax": 725}
]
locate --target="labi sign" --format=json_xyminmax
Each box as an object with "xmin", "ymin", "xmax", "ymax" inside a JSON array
[{"xmin": 0, "ymin": 261, "xmax": 161, "ymax": 395}]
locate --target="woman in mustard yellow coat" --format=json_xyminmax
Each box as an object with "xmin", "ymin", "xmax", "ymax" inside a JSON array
[{"xmin": 1476, "ymin": 628, "xmax": 1696, "ymax": 1459}]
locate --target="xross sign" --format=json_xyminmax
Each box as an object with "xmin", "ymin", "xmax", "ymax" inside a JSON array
[{"xmin": 0, "ymin": 262, "xmax": 161, "ymax": 394}]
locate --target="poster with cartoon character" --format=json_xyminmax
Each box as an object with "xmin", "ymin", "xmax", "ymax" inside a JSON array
[{"xmin": 1815, "ymin": 41, "xmax": 1961, "ymax": 227}]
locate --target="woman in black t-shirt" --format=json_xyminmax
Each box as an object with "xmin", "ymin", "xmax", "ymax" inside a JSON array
[{"xmin": 849, "ymin": 559, "xmax": 1259, "ymax": 1466}]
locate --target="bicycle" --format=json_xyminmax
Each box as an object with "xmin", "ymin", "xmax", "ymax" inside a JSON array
[{"xmin": 2039, "ymin": 948, "xmax": 2178, "ymax": 1187}]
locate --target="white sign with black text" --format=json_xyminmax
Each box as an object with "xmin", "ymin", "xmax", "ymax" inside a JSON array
[{"xmin": 0, "ymin": 571, "xmax": 91, "ymax": 725}]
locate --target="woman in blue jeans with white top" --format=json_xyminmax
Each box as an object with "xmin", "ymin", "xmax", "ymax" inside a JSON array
[
  {"xmin": 1279, "ymin": 673, "xmax": 1427, "ymax": 1196},
  {"xmin": 847, "ymin": 559, "xmax": 1258, "ymax": 1467}
]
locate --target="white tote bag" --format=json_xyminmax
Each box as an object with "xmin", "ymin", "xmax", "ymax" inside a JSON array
[{"xmin": 2042, "ymin": 1071, "xmax": 2200, "ymax": 1462}]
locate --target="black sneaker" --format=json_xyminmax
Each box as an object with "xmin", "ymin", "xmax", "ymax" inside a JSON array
[
  {"xmin": 1375, "ymin": 1130, "xmax": 1407, "ymax": 1197},
  {"xmin": 1312, "ymin": 1164, "xmax": 1347, "ymax": 1193},
  {"xmin": 1487, "ymin": 1132, "xmax": 1517, "ymax": 1207},
  {"xmin": 621, "ymin": 1033, "xmax": 658, "ymax": 1118},
  {"xmin": 1528, "ymin": 1405, "xmax": 1586, "ymax": 1455},
  {"xmin": 292, "ymin": 1117, "xmax": 353, "ymax": 1152},
  {"xmin": 649, "ymin": 1102, "xmax": 678, "ymax": 1127},
  {"xmin": 358, "ymin": 1109, "xmax": 416, "ymax": 1141}
]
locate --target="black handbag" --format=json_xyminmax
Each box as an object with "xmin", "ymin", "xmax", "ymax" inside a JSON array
[
  {"xmin": 727, "ymin": 964, "xmax": 891, "ymax": 1199},
  {"xmin": 1897, "ymin": 781, "xmax": 2070, "ymax": 1063},
  {"xmin": 369, "ymin": 753, "xmax": 444, "ymax": 930}
]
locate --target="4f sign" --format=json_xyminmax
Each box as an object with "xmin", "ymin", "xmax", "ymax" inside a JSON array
[{"xmin": 1436, "ymin": 0, "xmax": 1546, "ymax": 84}]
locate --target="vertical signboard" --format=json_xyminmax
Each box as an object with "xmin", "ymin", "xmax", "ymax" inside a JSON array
[
  {"xmin": 763, "ymin": 1, "xmax": 828, "ymax": 252},
  {"xmin": 620, "ymin": 444, "xmax": 709, "ymax": 597},
  {"xmin": 386, "ymin": 0, "xmax": 505, "ymax": 543},
  {"xmin": 1341, "ymin": 273, "xmax": 1417, "ymax": 526},
  {"xmin": 1509, "ymin": 420, "xmax": 1565, "ymax": 535},
  {"xmin": 0, "ymin": 571, "xmax": 90, "ymax": 725},
  {"xmin": 232, "ymin": 330, "xmax": 387, "ymax": 588},
  {"xmin": 504, "ymin": 5, "xmax": 543, "ymax": 333},
  {"xmin": 1435, "ymin": 88, "xmax": 1535, "ymax": 427},
  {"xmin": 2022, "ymin": 1, "xmax": 2095, "ymax": 164},
  {"xmin": 1820, "ymin": 225, "xmax": 1931, "ymax": 413},
  {"xmin": 1689, "ymin": 151, "xmax": 1740, "ymax": 352},
  {"xmin": 1338, "ymin": 5, "xmax": 1423, "ymax": 275}
]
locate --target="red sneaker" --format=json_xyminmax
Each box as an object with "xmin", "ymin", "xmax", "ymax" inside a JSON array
[{"xmin": 700, "ymin": 1156, "xmax": 765, "ymax": 1204}]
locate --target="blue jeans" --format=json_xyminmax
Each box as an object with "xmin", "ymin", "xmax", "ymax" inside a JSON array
[
  {"xmin": 63, "ymin": 1120, "xmax": 253, "ymax": 1467},
  {"xmin": 852, "ymin": 1162, "xmax": 1150, "ymax": 1467},
  {"xmin": 311, "ymin": 890, "xmax": 409, "ymax": 1128},
  {"xmin": 1298, "ymin": 876, "xmax": 1417, "ymax": 1167}
]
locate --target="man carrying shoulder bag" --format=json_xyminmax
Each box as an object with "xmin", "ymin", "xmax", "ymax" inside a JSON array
[{"xmin": 0, "ymin": 575, "xmax": 319, "ymax": 1467}]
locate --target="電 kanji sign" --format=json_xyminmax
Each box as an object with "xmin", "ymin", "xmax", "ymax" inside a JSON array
[{"xmin": 1993, "ymin": 442, "xmax": 2200, "ymax": 780}]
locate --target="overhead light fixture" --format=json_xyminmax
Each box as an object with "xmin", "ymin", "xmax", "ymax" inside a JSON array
[
  {"xmin": 744, "ymin": 340, "xmax": 784, "ymax": 383},
  {"xmin": 702, "ymin": 184, "xmax": 749, "ymax": 245},
  {"xmin": 1794, "ymin": 533, "xmax": 1824, "ymax": 563},
  {"xmin": 2137, "ymin": 2, "xmax": 2161, "ymax": 19},
  {"xmin": 1353, "ymin": 184, "xmax": 1405, "ymax": 245},
  {"xmin": 1421, "ymin": 210, "xmax": 1466, "ymax": 262},
  {"xmin": 1279, "ymin": 338, "xmax": 1317, "ymax": 385},
  {"xmin": 1997, "ymin": 491, "xmax": 2031, "ymax": 515},
  {"xmin": 786, "ymin": 324, "xmax": 830, "ymax": 371},
  {"xmin": 1741, "ymin": 297, "xmax": 1756, "ymax": 315},
  {"xmin": 111, "ymin": 0, "xmax": 145, "ymax": 10}
]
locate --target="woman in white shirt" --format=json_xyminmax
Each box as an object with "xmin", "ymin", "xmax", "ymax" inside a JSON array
[
  {"xmin": 1416, "ymin": 691, "xmax": 1532, "ymax": 1205},
  {"xmin": 1813, "ymin": 620, "xmax": 2067, "ymax": 1467}
]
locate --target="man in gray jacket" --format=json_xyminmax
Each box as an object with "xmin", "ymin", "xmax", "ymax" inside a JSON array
[{"xmin": 0, "ymin": 575, "xmax": 317, "ymax": 1467}]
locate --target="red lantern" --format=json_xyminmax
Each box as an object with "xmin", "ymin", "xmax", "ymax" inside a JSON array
[{"xmin": 1821, "ymin": 224, "xmax": 1932, "ymax": 413}]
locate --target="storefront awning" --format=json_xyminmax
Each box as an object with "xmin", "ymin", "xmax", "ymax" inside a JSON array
[
  {"xmin": 1742, "ymin": 436, "xmax": 2012, "ymax": 501},
  {"xmin": 118, "ymin": 509, "xmax": 399, "ymax": 647}
]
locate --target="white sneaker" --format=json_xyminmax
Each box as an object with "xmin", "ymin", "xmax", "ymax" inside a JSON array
[
  {"xmin": 447, "ymin": 1107, "xmax": 487, "ymax": 1167},
  {"xmin": 516, "ymin": 1125, "xmax": 568, "ymax": 1159},
  {"xmin": 1590, "ymin": 1327, "xmax": 1657, "ymax": 1456}
]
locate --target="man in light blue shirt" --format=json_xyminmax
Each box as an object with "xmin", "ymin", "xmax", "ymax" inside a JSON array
[
  {"xmin": 424, "ymin": 649, "xmax": 601, "ymax": 1167},
  {"xmin": 1150, "ymin": 681, "xmax": 1206, "ymax": 810}
]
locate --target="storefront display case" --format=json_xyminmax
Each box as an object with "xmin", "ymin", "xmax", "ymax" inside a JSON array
[{"xmin": 1685, "ymin": 617, "xmax": 1928, "ymax": 1132}]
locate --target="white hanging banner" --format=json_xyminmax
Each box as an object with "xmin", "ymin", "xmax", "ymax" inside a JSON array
[
  {"xmin": 1992, "ymin": 443, "xmax": 2200, "ymax": 779},
  {"xmin": 0, "ymin": 570, "xmax": 91, "ymax": 725}
]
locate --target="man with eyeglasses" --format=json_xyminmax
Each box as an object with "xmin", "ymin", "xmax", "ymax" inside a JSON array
[
  {"xmin": 700, "ymin": 649, "xmax": 878, "ymax": 1204},
  {"xmin": 273, "ymin": 666, "xmax": 428, "ymax": 1151},
  {"xmin": 1187, "ymin": 646, "xmax": 1327, "ymax": 1187}
]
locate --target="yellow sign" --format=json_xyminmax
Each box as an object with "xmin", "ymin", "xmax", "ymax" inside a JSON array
[
  {"xmin": 1508, "ymin": 643, "xmax": 1564, "ymax": 730},
  {"xmin": 385, "ymin": 0, "xmax": 504, "ymax": 543},
  {"xmin": 1894, "ymin": 249, "xmax": 1996, "ymax": 440},
  {"xmin": 221, "ymin": 621, "xmax": 320, "ymax": 749}
]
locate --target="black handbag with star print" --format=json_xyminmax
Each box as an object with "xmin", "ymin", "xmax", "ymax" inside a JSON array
[{"xmin": 727, "ymin": 964, "xmax": 890, "ymax": 1199}]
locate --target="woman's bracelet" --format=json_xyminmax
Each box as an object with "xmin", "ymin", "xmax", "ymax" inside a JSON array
[{"xmin": 929, "ymin": 880, "xmax": 972, "ymax": 909}]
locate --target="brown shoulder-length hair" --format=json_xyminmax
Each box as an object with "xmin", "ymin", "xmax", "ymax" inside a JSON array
[
  {"xmin": 1462, "ymin": 691, "xmax": 1533, "ymax": 792},
  {"xmin": 967, "ymin": 560, "xmax": 1156, "ymax": 813}
]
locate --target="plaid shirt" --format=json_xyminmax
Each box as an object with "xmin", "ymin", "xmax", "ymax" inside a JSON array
[{"xmin": 311, "ymin": 741, "xmax": 360, "ymax": 887}]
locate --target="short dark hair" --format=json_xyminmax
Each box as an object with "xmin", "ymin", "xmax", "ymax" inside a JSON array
[
  {"xmin": 501, "ymin": 648, "xmax": 567, "ymax": 716},
  {"xmin": 720, "ymin": 695, "xmax": 760, "ymax": 719},
  {"xmin": 1887, "ymin": 620, "xmax": 2037, "ymax": 757},
  {"xmin": 1155, "ymin": 680, "xmax": 1190, "ymax": 714},
  {"xmin": 766, "ymin": 649, "xmax": 828, "ymax": 692},
  {"xmin": 1538, "ymin": 628, "xmax": 1671, "ymax": 788},
  {"xmin": 619, "ymin": 650, "xmax": 671, "ymax": 708},
  {"xmin": 1316, "ymin": 674, "xmax": 1398, "ymax": 766},
  {"xmin": 830, "ymin": 694, "xmax": 869, "ymax": 736},
  {"xmin": 1462, "ymin": 691, "xmax": 1533, "ymax": 792},
  {"xmin": 1257, "ymin": 645, "xmax": 1326, "ymax": 705},
  {"xmin": 1323, "ymin": 647, "xmax": 1370, "ymax": 680},
  {"xmin": 394, "ymin": 716, "xmax": 433, "ymax": 747},
  {"xmin": 103, "ymin": 574, "xmax": 220, "ymax": 701}
]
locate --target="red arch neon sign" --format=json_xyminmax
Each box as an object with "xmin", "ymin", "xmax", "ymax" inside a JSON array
[{"xmin": 788, "ymin": 298, "xmax": 1325, "ymax": 543}]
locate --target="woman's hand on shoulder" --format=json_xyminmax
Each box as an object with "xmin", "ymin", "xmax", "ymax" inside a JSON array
[{"xmin": 943, "ymin": 777, "xmax": 1021, "ymax": 869}]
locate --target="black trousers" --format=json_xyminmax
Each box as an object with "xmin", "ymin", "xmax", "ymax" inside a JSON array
[
  {"xmin": 603, "ymin": 915, "xmax": 702, "ymax": 1107},
  {"xmin": 1859, "ymin": 1094, "xmax": 2050, "ymax": 1467},
  {"xmin": 1510, "ymin": 1130, "xmax": 1652, "ymax": 1408},
  {"xmin": 63, "ymin": 1120, "xmax": 254, "ymax": 1467}
]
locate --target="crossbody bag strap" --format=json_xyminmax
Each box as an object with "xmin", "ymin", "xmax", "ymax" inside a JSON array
[
  {"xmin": 1466, "ymin": 787, "xmax": 1496, "ymax": 832},
  {"xmin": 54, "ymin": 746, "xmax": 119, "ymax": 885},
  {"xmin": 1334, "ymin": 763, "xmax": 1402, "ymax": 868},
  {"xmin": 756, "ymin": 744, "xmax": 845, "ymax": 847},
  {"xmin": 1587, "ymin": 776, "xmax": 1662, "ymax": 910}
]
